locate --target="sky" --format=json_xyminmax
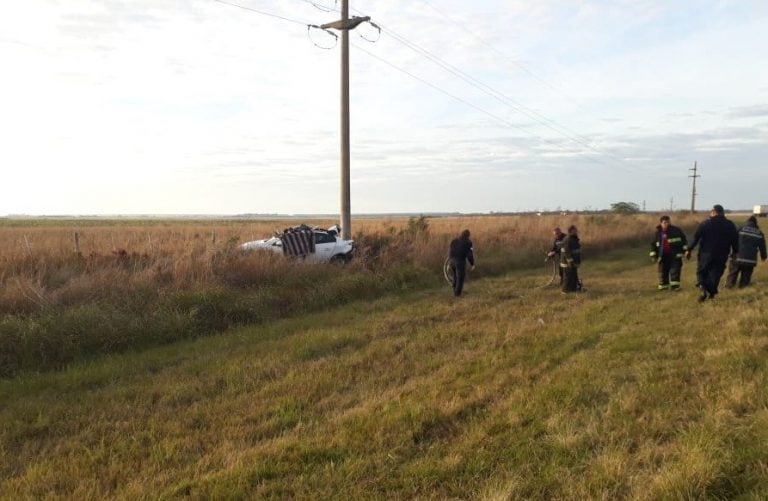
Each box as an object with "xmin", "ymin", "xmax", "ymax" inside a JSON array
[{"xmin": 1, "ymin": 0, "xmax": 767, "ymax": 216}]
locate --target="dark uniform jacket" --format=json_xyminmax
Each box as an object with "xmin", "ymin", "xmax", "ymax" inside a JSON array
[
  {"xmin": 736, "ymin": 221, "xmax": 767, "ymax": 265},
  {"xmin": 449, "ymin": 237, "xmax": 475, "ymax": 266},
  {"xmin": 650, "ymin": 225, "xmax": 688, "ymax": 259},
  {"xmin": 551, "ymin": 232, "xmax": 566, "ymax": 256},
  {"xmin": 688, "ymin": 215, "xmax": 739, "ymax": 260},
  {"xmin": 560, "ymin": 234, "xmax": 581, "ymax": 268}
]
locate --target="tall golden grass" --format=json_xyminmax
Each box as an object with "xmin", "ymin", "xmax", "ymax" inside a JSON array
[
  {"xmin": 0, "ymin": 213, "xmax": 706, "ymax": 376},
  {"xmin": 0, "ymin": 214, "xmax": 703, "ymax": 315}
]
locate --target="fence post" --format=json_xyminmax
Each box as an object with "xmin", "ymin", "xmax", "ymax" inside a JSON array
[{"xmin": 74, "ymin": 232, "xmax": 81, "ymax": 254}]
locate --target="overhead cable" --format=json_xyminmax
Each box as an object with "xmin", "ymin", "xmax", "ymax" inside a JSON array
[
  {"xmin": 212, "ymin": 0, "xmax": 338, "ymax": 49},
  {"xmin": 418, "ymin": 0, "xmax": 562, "ymax": 93},
  {"xmin": 351, "ymin": 42, "xmax": 609, "ymax": 164},
  {"xmin": 212, "ymin": 0, "xmax": 310, "ymax": 26},
  {"xmin": 300, "ymin": 0, "xmax": 337, "ymax": 13},
  {"xmin": 375, "ymin": 23, "xmax": 631, "ymax": 168},
  {"xmin": 291, "ymin": 0, "xmax": 607, "ymax": 157}
]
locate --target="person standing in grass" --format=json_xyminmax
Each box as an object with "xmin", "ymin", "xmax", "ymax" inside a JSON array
[
  {"xmin": 686, "ymin": 204, "xmax": 739, "ymax": 302},
  {"xmin": 650, "ymin": 215, "xmax": 688, "ymax": 291},
  {"xmin": 547, "ymin": 227, "xmax": 567, "ymax": 286},
  {"xmin": 560, "ymin": 225, "xmax": 582, "ymax": 293},
  {"xmin": 725, "ymin": 215, "xmax": 767, "ymax": 288},
  {"xmin": 448, "ymin": 229, "xmax": 475, "ymax": 297}
]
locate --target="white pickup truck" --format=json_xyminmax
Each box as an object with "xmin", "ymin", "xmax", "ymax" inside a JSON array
[
  {"xmin": 240, "ymin": 225, "xmax": 354, "ymax": 263},
  {"xmin": 754, "ymin": 205, "xmax": 768, "ymax": 217}
]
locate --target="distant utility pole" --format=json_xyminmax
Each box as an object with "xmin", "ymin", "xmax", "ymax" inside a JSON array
[
  {"xmin": 320, "ymin": 1, "xmax": 371, "ymax": 240},
  {"xmin": 642, "ymin": 200, "xmax": 646, "ymax": 212},
  {"xmin": 670, "ymin": 197, "xmax": 674, "ymax": 212},
  {"xmin": 689, "ymin": 161, "xmax": 700, "ymax": 214}
]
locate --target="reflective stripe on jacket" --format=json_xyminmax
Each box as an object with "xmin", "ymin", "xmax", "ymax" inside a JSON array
[
  {"xmin": 551, "ymin": 233, "xmax": 566, "ymax": 255},
  {"xmin": 560, "ymin": 235, "xmax": 581, "ymax": 268},
  {"xmin": 736, "ymin": 223, "xmax": 767, "ymax": 265},
  {"xmin": 650, "ymin": 225, "xmax": 688, "ymax": 259}
]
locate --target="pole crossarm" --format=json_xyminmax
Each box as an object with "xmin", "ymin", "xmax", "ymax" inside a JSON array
[{"xmin": 320, "ymin": 15, "xmax": 371, "ymax": 31}]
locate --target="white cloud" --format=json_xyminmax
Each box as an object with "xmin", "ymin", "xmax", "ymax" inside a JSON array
[{"xmin": 1, "ymin": 0, "xmax": 767, "ymax": 215}]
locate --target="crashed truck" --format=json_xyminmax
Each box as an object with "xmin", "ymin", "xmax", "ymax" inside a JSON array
[{"xmin": 240, "ymin": 225, "xmax": 354, "ymax": 263}]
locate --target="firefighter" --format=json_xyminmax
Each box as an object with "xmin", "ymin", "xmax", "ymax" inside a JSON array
[
  {"xmin": 547, "ymin": 227, "xmax": 567, "ymax": 285},
  {"xmin": 725, "ymin": 216, "xmax": 767, "ymax": 288},
  {"xmin": 649, "ymin": 215, "xmax": 688, "ymax": 291},
  {"xmin": 561, "ymin": 225, "xmax": 582, "ymax": 293},
  {"xmin": 686, "ymin": 204, "xmax": 739, "ymax": 302},
  {"xmin": 448, "ymin": 229, "xmax": 475, "ymax": 297}
]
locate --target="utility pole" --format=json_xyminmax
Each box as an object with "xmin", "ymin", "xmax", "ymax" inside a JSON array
[
  {"xmin": 689, "ymin": 161, "xmax": 700, "ymax": 214},
  {"xmin": 670, "ymin": 197, "xmax": 674, "ymax": 212},
  {"xmin": 320, "ymin": 2, "xmax": 370, "ymax": 240},
  {"xmin": 642, "ymin": 200, "xmax": 646, "ymax": 212}
]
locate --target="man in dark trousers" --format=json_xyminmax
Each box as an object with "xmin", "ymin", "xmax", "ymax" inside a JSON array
[
  {"xmin": 650, "ymin": 215, "xmax": 688, "ymax": 291},
  {"xmin": 686, "ymin": 204, "xmax": 739, "ymax": 302},
  {"xmin": 726, "ymin": 216, "xmax": 767, "ymax": 288},
  {"xmin": 560, "ymin": 225, "xmax": 582, "ymax": 293},
  {"xmin": 448, "ymin": 229, "xmax": 475, "ymax": 297},
  {"xmin": 547, "ymin": 227, "xmax": 567, "ymax": 285}
]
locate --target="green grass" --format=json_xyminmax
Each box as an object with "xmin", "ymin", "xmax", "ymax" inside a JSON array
[{"xmin": 2, "ymin": 250, "xmax": 768, "ymax": 498}]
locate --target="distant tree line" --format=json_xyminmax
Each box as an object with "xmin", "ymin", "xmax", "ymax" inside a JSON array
[{"xmin": 610, "ymin": 202, "xmax": 641, "ymax": 214}]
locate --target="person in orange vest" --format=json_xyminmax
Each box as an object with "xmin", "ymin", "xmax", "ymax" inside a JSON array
[{"xmin": 649, "ymin": 215, "xmax": 688, "ymax": 291}]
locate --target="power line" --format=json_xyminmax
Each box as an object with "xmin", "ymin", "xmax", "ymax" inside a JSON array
[
  {"xmin": 212, "ymin": 0, "xmax": 339, "ymax": 49},
  {"xmin": 300, "ymin": 0, "xmax": 337, "ymax": 13},
  {"xmin": 416, "ymin": 0, "xmax": 619, "ymax": 132},
  {"xmin": 291, "ymin": 0, "xmax": 617, "ymax": 163},
  {"xmin": 373, "ymin": 23, "xmax": 632, "ymax": 169},
  {"xmin": 417, "ymin": 0, "xmax": 561, "ymax": 93},
  {"xmin": 215, "ymin": 0, "xmax": 627, "ymax": 170},
  {"xmin": 212, "ymin": 0, "xmax": 310, "ymax": 26},
  {"xmin": 292, "ymin": 0, "xmax": 626, "ymax": 162},
  {"xmin": 347, "ymin": 2, "xmax": 595, "ymax": 143},
  {"xmin": 351, "ymin": 42, "xmax": 609, "ymax": 164},
  {"xmin": 290, "ymin": 0, "xmax": 625, "ymax": 165}
]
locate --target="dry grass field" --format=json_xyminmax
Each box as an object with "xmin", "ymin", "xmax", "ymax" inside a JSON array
[
  {"xmin": 2, "ymin": 238, "xmax": 768, "ymax": 498},
  {"xmin": 0, "ymin": 213, "xmax": 707, "ymax": 377},
  {"xmin": 0, "ymin": 213, "xmax": 701, "ymax": 309}
]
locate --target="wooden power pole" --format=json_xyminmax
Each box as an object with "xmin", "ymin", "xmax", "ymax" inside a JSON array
[
  {"xmin": 320, "ymin": 2, "xmax": 370, "ymax": 240},
  {"xmin": 689, "ymin": 161, "xmax": 700, "ymax": 213}
]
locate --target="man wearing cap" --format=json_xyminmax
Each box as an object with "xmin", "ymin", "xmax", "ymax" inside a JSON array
[
  {"xmin": 686, "ymin": 204, "xmax": 739, "ymax": 302},
  {"xmin": 725, "ymin": 215, "xmax": 767, "ymax": 288}
]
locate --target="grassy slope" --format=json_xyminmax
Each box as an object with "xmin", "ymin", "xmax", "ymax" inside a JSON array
[{"xmin": 2, "ymin": 250, "xmax": 768, "ymax": 499}]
